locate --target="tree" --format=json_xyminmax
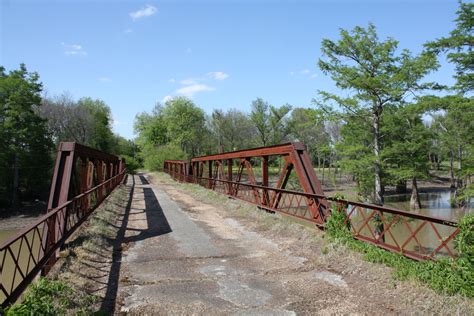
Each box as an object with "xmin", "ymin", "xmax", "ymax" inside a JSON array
[
  {"xmin": 422, "ymin": 95, "xmax": 474, "ymax": 205},
  {"xmin": 0, "ymin": 64, "xmax": 53, "ymax": 209},
  {"xmin": 78, "ymin": 97, "xmax": 115, "ymax": 152},
  {"xmin": 209, "ymin": 108, "xmax": 256, "ymax": 152},
  {"xmin": 250, "ymin": 98, "xmax": 292, "ymax": 147},
  {"xmin": 250, "ymin": 98, "xmax": 271, "ymax": 146},
  {"xmin": 39, "ymin": 93, "xmax": 94, "ymax": 144},
  {"xmin": 425, "ymin": 1, "xmax": 473, "ymax": 93},
  {"xmin": 288, "ymin": 108, "xmax": 330, "ymax": 168},
  {"xmin": 317, "ymin": 24, "xmax": 439, "ymax": 204},
  {"xmin": 382, "ymin": 105, "xmax": 432, "ymax": 209},
  {"xmin": 162, "ymin": 97, "xmax": 207, "ymax": 157}
]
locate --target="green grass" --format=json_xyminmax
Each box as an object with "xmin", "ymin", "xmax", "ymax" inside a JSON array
[
  {"xmin": 325, "ymin": 206, "xmax": 474, "ymax": 297},
  {"xmin": 2, "ymin": 278, "xmax": 98, "ymax": 316}
]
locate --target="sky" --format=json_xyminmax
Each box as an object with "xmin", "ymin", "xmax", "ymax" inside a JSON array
[{"xmin": 1, "ymin": 0, "xmax": 462, "ymax": 140}]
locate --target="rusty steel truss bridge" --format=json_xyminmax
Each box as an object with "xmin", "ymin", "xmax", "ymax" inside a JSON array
[{"xmin": 0, "ymin": 141, "xmax": 462, "ymax": 308}]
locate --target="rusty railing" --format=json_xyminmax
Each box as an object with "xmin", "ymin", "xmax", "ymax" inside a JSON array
[
  {"xmin": 163, "ymin": 143, "xmax": 460, "ymax": 262},
  {"xmin": 0, "ymin": 142, "xmax": 126, "ymax": 308}
]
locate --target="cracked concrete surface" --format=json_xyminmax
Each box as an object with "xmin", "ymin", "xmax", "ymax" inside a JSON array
[
  {"xmin": 114, "ymin": 173, "xmax": 473, "ymax": 315},
  {"xmin": 116, "ymin": 176, "xmax": 310, "ymax": 315},
  {"xmin": 117, "ymin": 174, "xmax": 352, "ymax": 315}
]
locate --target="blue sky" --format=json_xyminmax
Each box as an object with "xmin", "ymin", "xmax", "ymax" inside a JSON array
[{"xmin": 1, "ymin": 0, "xmax": 461, "ymax": 139}]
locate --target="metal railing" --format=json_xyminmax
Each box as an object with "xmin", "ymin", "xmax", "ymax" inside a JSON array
[
  {"xmin": 0, "ymin": 143, "xmax": 126, "ymax": 308},
  {"xmin": 165, "ymin": 169, "xmax": 460, "ymax": 262}
]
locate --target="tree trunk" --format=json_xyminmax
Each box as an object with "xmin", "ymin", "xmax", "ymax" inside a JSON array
[
  {"xmin": 449, "ymin": 150, "xmax": 455, "ymax": 188},
  {"xmin": 457, "ymin": 145, "xmax": 463, "ymax": 189},
  {"xmin": 410, "ymin": 177, "xmax": 421, "ymax": 209},
  {"xmin": 373, "ymin": 110, "xmax": 383, "ymax": 205},
  {"xmin": 12, "ymin": 153, "xmax": 20, "ymax": 209}
]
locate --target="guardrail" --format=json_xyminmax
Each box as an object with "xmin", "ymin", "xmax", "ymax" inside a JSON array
[
  {"xmin": 0, "ymin": 142, "xmax": 126, "ymax": 308},
  {"xmin": 165, "ymin": 163, "xmax": 460, "ymax": 262}
]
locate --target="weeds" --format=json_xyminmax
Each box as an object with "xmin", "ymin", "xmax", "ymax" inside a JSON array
[
  {"xmin": 325, "ymin": 205, "xmax": 474, "ymax": 297},
  {"xmin": 3, "ymin": 278, "xmax": 91, "ymax": 315}
]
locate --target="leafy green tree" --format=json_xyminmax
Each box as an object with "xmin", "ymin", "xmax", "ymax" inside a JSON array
[
  {"xmin": 250, "ymin": 98, "xmax": 291, "ymax": 147},
  {"xmin": 425, "ymin": 1, "xmax": 473, "ymax": 93},
  {"xmin": 422, "ymin": 96, "xmax": 474, "ymax": 205},
  {"xmin": 288, "ymin": 108, "xmax": 330, "ymax": 168},
  {"xmin": 162, "ymin": 97, "xmax": 207, "ymax": 157},
  {"xmin": 317, "ymin": 24, "xmax": 439, "ymax": 204},
  {"xmin": 77, "ymin": 97, "xmax": 115, "ymax": 152},
  {"xmin": 382, "ymin": 105, "xmax": 432, "ymax": 209},
  {"xmin": 0, "ymin": 64, "xmax": 53, "ymax": 208},
  {"xmin": 209, "ymin": 108, "xmax": 257, "ymax": 152}
]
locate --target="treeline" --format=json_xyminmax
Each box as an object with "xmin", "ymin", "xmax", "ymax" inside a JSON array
[
  {"xmin": 0, "ymin": 65, "xmax": 137, "ymax": 210},
  {"xmin": 135, "ymin": 2, "xmax": 473, "ymax": 208}
]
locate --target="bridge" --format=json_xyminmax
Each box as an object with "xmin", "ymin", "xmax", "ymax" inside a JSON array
[{"xmin": 0, "ymin": 142, "xmax": 461, "ymax": 313}]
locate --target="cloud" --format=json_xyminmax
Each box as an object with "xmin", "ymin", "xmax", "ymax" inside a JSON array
[
  {"xmin": 179, "ymin": 78, "xmax": 197, "ymax": 85},
  {"xmin": 61, "ymin": 42, "xmax": 87, "ymax": 56},
  {"xmin": 207, "ymin": 71, "xmax": 229, "ymax": 80},
  {"xmin": 299, "ymin": 69, "xmax": 310, "ymax": 74},
  {"xmin": 310, "ymin": 73, "xmax": 318, "ymax": 79},
  {"xmin": 168, "ymin": 78, "xmax": 176, "ymax": 83},
  {"xmin": 162, "ymin": 95, "xmax": 173, "ymax": 103},
  {"xmin": 124, "ymin": 28, "xmax": 133, "ymax": 34},
  {"xmin": 98, "ymin": 77, "xmax": 111, "ymax": 82},
  {"xmin": 176, "ymin": 84, "xmax": 215, "ymax": 97},
  {"xmin": 130, "ymin": 4, "xmax": 157, "ymax": 21}
]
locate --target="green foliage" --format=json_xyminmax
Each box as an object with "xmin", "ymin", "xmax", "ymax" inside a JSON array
[
  {"xmin": 250, "ymin": 98, "xmax": 292, "ymax": 147},
  {"xmin": 5, "ymin": 278, "xmax": 73, "ymax": 315},
  {"xmin": 142, "ymin": 143, "xmax": 186, "ymax": 171},
  {"xmin": 210, "ymin": 108, "xmax": 256, "ymax": 152},
  {"xmin": 0, "ymin": 64, "xmax": 53, "ymax": 208},
  {"xmin": 325, "ymin": 207, "xmax": 474, "ymax": 297},
  {"xmin": 317, "ymin": 23, "xmax": 439, "ymax": 203},
  {"xmin": 120, "ymin": 155, "xmax": 141, "ymax": 174},
  {"xmin": 162, "ymin": 97, "xmax": 207, "ymax": 156},
  {"xmin": 425, "ymin": 1, "xmax": 473, "ymax": 93}
]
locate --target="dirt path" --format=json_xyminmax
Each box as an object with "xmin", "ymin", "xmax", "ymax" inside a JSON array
[{"xmin": 116, "ymin": 173, "xmax": 472, "ymax": 314}]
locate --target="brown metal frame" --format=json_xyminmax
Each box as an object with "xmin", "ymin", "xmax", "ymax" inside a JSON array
[
  {"xmin": 165, "ymin": 142, "xmax": 330, "ymax": 225},
  {"xmin": 163, "ymin": 143, "xmax": 461, "ymax": 262},
  {"xmin": 0, "ymin": 142, "xmax": 126, "ymax": 308}
]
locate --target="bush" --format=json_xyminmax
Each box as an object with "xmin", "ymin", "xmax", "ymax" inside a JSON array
[
  {"xmin": 120, "ymin": 155, "xmax": 141, "ymax": 174},
  {"xmin": 5, "ymin": 278, "xmax": 73, "ymax": 315},
  {"xmin": 142, "ymin": 143, "xmax": 186, "ymax": 171}
]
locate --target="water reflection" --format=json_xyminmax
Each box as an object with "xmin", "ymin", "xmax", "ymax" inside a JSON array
[{"xmin": 385, "ymin": 190, "xmax": 473, "ymax": 221}]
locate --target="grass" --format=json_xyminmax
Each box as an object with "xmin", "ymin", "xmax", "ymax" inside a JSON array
[
  {"xmin": 3, "ymin": 184, "xmax": 130, "ymax": 315},
  {"xmin": 325, "ymin": 205, "xmax": 474, "ymax": 297},
  {"xmin": 155, "ymin": 171, "xmax": 474, "ymax": 298},
  {"xmin": 2, "ymin": 278, "xmax": 98, "ymax": 316}
]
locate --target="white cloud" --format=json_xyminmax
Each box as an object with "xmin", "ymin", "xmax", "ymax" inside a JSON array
[
  {"xmin": 290, "ymin": 71, "xmax": 295, "ymax": 76},
  {"xmin": 176, "ymin": 84, "xmax": 215, "ymax": 97},
  {"xmin": 98, "ymin": 77, "xmax": 111, "ymax": 82},
  {"xmin": 207, "ymin": 71, "xmax": 229, "ymax": 80},
  {"xmin": 310, "ymin": 73, "xmax": 317, "ymax": 78},
  {"xmin": 162, "ymin": 95, "xmax": 173, "ymax": 103},
  {"xmin": 130, "ymin": 4, "xmax": 157, "ymax": 21},
  {"xmin": 180, "ymin": 78, "xmax": 197, "ymax": 85},
  {"xmin": 61, "ymin": 42, "xmax": 87, "ymax": 56},
  {"xmin": 299, "ymin": 69, "xmax": 310, "ymax": 74},
  {"xmin": 168, "ymin": 78, "xmax": 176, "ymax": 83},
  {"xmin": 124, "ymin": 28, "xmax": 133, "ymax": 34}
]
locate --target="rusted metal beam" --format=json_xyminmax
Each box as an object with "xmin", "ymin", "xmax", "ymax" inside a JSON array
[{"xmin": 1, "ymin": 142, "xmax": 126, "ymax": 308}]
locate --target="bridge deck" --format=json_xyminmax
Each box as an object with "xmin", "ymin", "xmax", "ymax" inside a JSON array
[{"xmin": 110, "ymin": 173, "xmax": 458, "ymax": 314}]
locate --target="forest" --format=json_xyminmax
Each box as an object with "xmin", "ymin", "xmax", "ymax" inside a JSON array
[{"xmin": 0, "ymin": 2, "xmax": 472, "ymax": 214}]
